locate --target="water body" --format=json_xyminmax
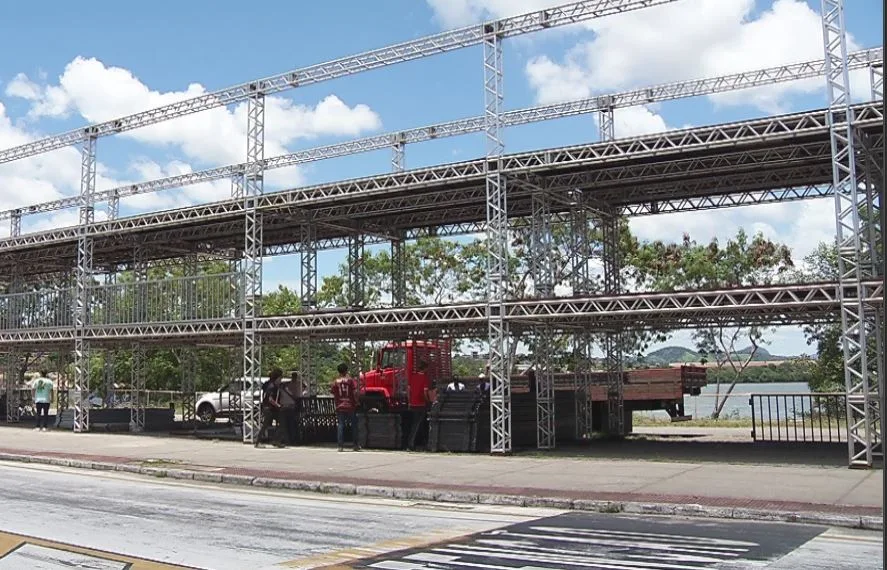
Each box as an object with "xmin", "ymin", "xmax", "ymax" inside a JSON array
[{"xmin": 640, "ymin": 381, "xmax": 812, "ymax": 420}]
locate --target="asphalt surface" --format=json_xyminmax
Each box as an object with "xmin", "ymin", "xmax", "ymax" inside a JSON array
[{"xmin": 0, "ymin": 463, "xmax": 881, "ymax": 570}]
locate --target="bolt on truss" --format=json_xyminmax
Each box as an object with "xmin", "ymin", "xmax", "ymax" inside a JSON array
[
  {"xmin": 531, "ymin": 190, "xmax": 556, "ymax": 449},
  {"xmin": 484, "ymin": 22, "xmax": 512, "ymax": 455},
  {"xmin": 601, "ymin": 210, "xmax": 625, "ymax": 435},
  {"xmin": 300, "ymin": 222, "xmax": 318, "ymax": 395},
  {"xmin": 570, "ymin": 197, "xmax": 594, "ymax": 439},
  {"xmin": 73, "ymin": 133, "xmax": 97, "ymax": 433},
  {"xmin": 821, "ymin": 0, "xmax": 883, "ymax": 467}
]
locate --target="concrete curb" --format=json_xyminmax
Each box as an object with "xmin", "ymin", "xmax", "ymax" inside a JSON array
[{"xmin": 1, "ymin": 452, "xmax": 880, "ymax": 531}]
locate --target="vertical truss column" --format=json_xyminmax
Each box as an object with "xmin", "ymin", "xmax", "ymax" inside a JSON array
[
  {"xmin": 300, "ymin": 222, "xmax": 317, "ymax": 395},
  {"xmin": 74, "ymin": 131, "xmax": 97, "ymax": 433},
  {"xmin": 181, "ymin": 256, "xmax": 197, "ymax": 427},
  {"xmin": 10, "ymin": 211, "xmax": 21, "ymax": 238},
  {"xmin": 231, "ymin": 171, "xmax": 245, "ymax": 200},
  {"xmin": 821, "ymin": 0, "xmax": 882, "ymax": 468},
  {"xmin": 391, "ymin": 230, "xmax": 407, "ymax": 308},
  {"xmin": 130, "ymin": 343, "xmax": 146, "ymax": 432},
  {"xmin": 531, "ymin": 191, "xmax": 556, "ymax": 449},
  {"xmin": 102, "ymin": 351, "xmax": 115, "ymax": 408},
  {"xmin": 241, "ymin": 89, "xmax": 265, "ymax": 444},
  {"xmin": 570, "ymin": 197, "xmax": 594, "ymax": 440},
  {"xmin": 107, "ymin": 189, "xmax": 120, "ymax": 221},
  {"xmin": 56, "ymin": 347, "xmax": 70, "ymax": 412},
  {"xmin": 130, "ymin": 245, "xmax": 147, "ymax": 433},
  {"xmin": 484, "ymin": 22, "xmax": 511, "ymax": 454},
  {"xmin": 599, "ymin": 96, "xmax": 615, "ymax": 141},
  {"xmin": 391, "ymin": 133, "xmax": 406, "ymax": 172},
  {"xmin": 871, "ymin": 63, "xmax": 883, "ymax": 101},
  {"xmin": 601, "ymin": 211, "xmax": 625, "ymax": 436},
  {"xmin": 4, "ymin": 349, "xmax": 21, "ymax": 423},
  {"xmin": 348, "ymin": 228, "xmax": 366, "ymax": 382}
]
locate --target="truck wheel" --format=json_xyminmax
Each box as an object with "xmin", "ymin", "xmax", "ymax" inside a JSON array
[{"xmin": 197, "ymin": 403, "xmax": 216, "ymax": 426}]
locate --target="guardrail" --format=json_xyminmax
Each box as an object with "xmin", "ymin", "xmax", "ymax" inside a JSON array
[
  {"xmin": 750, "ymin": 393, "xmax": 846, "ymax": 443},
  {"xmin": 90, "ymin": 273, "xmax": 241, "ymax": 324}
]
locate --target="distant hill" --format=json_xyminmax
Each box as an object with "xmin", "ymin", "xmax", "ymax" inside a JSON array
[{"xmin": 640, "ymin": 345, "xmax": 787, "ymax": 365}]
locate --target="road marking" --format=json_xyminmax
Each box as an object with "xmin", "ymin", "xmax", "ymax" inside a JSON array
[
  {"xmin": 282, "ymin": 529, "xmax": 476, "ymax": 569},
  {"xmin": 0, "ymin": 530, "xmax": 194, "ymax": 569}
]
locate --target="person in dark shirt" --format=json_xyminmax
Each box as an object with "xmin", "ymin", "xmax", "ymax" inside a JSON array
[
  {"xmin": 256, "ymin": 368, "xmax": 285, "ymax": 447},
  {"xmin": 407, "ymin": 361, "xmax": 431, "ymax": 451},
  {"xmin": 331, "ymin": 363, "xmax": 360, "ymax": 452}
]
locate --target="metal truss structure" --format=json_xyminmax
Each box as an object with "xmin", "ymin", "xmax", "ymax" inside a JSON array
[
  {"xmin": 1, "ymin": 47, "xmax": 880, "ymax": 225},
  {"xmin": 0, "ymin": 1, "xmax": 883, "ymax": 466},
  {"xmin": 820, "ymin": 0, "xmax": 883, "ymax": 467}
]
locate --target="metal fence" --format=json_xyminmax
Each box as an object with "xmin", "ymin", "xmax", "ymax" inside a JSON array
[
  {"xmin": 0, "ymin": 287, "xmax": 74, "ymax": 330},
  {"xmin": 750, "ymin": 393, "xmax": 847, "ymax": 443},
  {"xmin": 91, "ymin": 273, "xmax": 241, "ymax": 324}
]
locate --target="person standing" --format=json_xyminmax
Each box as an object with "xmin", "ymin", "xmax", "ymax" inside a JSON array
[
  {"xmin": 331, "ymin": 363, "xmax": 360, "ymax": 452},
  {"xmin": 32, "ymin": 370, "xmax": 53, "ymax": 431},
  {"xmin": 256, "ymin": 368, "xmax": 285, "ymax": 447}
]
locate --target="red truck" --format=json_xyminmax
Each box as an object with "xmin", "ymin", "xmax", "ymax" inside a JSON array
[
  {"xmin": 359, "ymin": 339, "xmax": 706, "ymax": 423},
  {"xmin": 359, "ymin": 339, "xmax": 452, "ymax": 412}
]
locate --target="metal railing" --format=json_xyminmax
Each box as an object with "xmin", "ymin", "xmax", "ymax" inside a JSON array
[
  {"xmin": 90, "ymin": 273, "xmax": 241, "ymax": 324},
  {"xmin": 750, "ymin": 393, "xmax": 847, "ymax": 443},
  {"xmin": 0, "ymin": 287, "xmax": 75, "ymax": 330}
]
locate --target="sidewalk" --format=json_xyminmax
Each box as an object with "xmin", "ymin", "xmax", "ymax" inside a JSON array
[{"xmin": 0, "ymin": 429, "xmax": 881, "ymax": 529}]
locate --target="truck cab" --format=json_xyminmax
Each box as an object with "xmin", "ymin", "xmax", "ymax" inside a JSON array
[{"xmin": 360, "ymin": 339, "xmax": 451, "ymax": 413}]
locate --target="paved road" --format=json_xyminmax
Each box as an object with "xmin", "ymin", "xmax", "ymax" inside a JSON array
[{"xmin": 0, "ymin": 463, "xmax": 881, "ymax": 570}]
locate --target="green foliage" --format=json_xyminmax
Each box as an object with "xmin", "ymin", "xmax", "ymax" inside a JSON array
[{"xmin": 797, "ymin": 241, "xmax": 845, "ymax": 393}]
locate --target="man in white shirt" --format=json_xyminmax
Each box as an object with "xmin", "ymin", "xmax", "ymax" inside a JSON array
[{"xmin": 32, "ymin": 370, "xmax": 53, "ymax": 431}]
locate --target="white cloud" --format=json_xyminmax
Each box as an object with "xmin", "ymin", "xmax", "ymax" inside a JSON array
[
  {"xmin": 0, "ymin": 102, "xmax": 123, "ymax": 213},
  {"xmin": 8, "ymin": 57, "xmax": 383, "ymax": 169},
  {"xmin": 522, "ymin": 0, "xmax": 871, "ymax": 112},
  {"xmin": 628, "ymin": 197, "xmax": 836, "ymax": 264},
  {"xmin": 0, "ymin": 55, "xmax": 384, "ymax": 233}
]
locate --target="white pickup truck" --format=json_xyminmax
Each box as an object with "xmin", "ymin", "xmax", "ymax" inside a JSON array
[{"xmin": 195, "ymin": 377, "xmax": 266, "ymax": 425}]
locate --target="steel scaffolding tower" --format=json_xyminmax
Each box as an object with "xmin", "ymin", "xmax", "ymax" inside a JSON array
[
  {"xmin": 531, "ymin": 191, "xmax": 556, "ymax": 449},
  {"xmin": 241, "ymin": 90, "xmax": 265, "ymax": 444},
  {"xmin": 820, "ymin": 0, "xmax": 884, "ymax": 468},
  {"xmin": 73, "ymin": 132, "xmax": 97, "ymax": 433}
]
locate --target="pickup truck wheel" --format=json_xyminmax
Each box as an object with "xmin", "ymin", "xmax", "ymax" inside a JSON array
[{"xmin": 197, "ymin": 403, "xmax": 216, "ymax": 425}]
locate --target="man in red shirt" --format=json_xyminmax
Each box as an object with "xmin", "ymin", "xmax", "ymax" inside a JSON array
[{"xmin": 331, "ymin": 363, "xmax": 360, "ymax": 451}]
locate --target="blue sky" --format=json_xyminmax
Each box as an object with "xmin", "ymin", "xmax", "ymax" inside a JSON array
[{"xmin": 0, "ymin": 0, "xmax": 882, "ymax": 356}]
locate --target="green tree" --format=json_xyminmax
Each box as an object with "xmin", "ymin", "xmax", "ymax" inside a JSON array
[
  {"xmin": 795, "ymin": 241, "xmax": 845, "ymax": 393},
  {"xmin": 629, "ymin": 229, "xmax": 794, "ymax": 418}
]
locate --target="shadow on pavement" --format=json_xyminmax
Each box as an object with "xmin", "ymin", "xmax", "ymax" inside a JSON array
[{"xmin": 522, "ymin": 436, "xmax": 864, "ymax": 467}]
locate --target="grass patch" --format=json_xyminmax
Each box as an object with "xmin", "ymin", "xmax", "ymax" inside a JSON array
[{"xmin": 633, "ymin": 416, "xmax": 753, "ymax": 428}]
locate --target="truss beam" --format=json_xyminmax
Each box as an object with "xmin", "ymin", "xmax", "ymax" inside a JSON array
[
  {"xmin": 0, "ymin": 104, "xmax": 880, "ymax": 262},
  {"xmin": 0, "ymin": 0, "xmax": 681, "ymax": 166},
  {"xmin": 3, "ymin": 48, "xmax": 881, "ymax": 226}
]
